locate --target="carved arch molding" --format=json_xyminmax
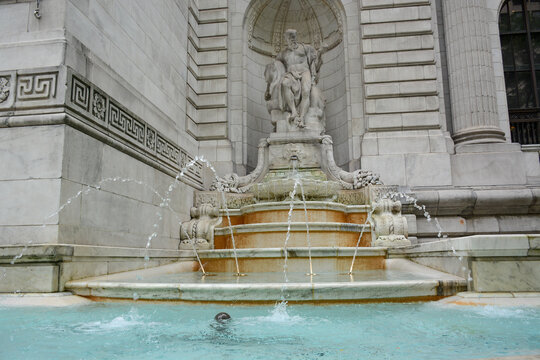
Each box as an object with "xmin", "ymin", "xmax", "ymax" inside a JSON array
[{"xmin": 245, "ymin": 0, "xmax": 344, "ymax": 56}]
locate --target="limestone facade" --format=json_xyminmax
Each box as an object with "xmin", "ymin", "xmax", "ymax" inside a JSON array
[{"xmin": 0, "ymin": 0, "xmax": 539, "ymax": 255}]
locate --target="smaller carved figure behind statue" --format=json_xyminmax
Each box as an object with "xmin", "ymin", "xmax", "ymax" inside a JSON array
[{"xmin": 264, "ymin": 29, "xmax": 326, "ymax": 133}]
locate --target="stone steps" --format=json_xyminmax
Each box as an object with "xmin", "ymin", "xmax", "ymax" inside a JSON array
[
  {"xmin": 66, "ymin": 279, "xmax": 463, "ymax": 302},
  {"xmin": 64, "ymin": 259, "xmax": 467, "ymax": 302},
  {"xmin": 197, "ymin": 247, "xmax": 386, "ymax": 273},
  {"xmin": 213, "ymin": 222, "xmax": 372, "ymax": 249}
]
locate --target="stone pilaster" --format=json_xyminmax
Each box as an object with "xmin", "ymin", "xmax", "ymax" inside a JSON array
[{"xmin": 442, "ymin": 0, "xmax": 506, "ymax": 145}]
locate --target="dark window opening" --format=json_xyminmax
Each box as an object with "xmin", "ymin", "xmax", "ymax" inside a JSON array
[{"xmin": 500, "ymin": 0, "xmax": 540, "ymax": 144}]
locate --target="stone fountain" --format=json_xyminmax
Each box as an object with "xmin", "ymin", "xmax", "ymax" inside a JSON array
[
  {"xmin": 65, "ymin": 30, "xmax": 466, "ymax": 302},
  {"xmin": 179, "ymin": 28, "xmax": 408, "ymax": 253},
  {"xmin": 180, "ymin": 30, "xmax": 410, "ymax": 256}
]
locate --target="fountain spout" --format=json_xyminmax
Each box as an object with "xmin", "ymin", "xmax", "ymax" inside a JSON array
[{"xmin": 290, "ymin": 155, "xmax": 299, "ymax": 176}]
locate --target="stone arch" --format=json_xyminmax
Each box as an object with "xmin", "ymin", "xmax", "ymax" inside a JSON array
[
  {"xmin": 229, "ymin": 0, "xmax": 356, "ymax": 172},
  {"xmin": 497, "ymin": 0, "xmax": 507, "ymax": 13},
  {"xmin": 244, "ymin": 0, "xmax": 344, "ymax": 56}
]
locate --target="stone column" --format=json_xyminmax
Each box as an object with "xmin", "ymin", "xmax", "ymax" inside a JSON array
[{"xmin": 442, "ymin": 0, "xmax": 506, "ymax": 145}]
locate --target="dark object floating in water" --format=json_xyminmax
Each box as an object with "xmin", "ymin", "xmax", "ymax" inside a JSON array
[{"xmin": 214, "ymin": 312, "xmax": 231, "ymax": 322}]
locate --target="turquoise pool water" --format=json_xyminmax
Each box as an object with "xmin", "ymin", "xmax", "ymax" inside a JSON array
[{"xmin": 1, "ymin": 302, "xmax": 538, "ymax": 359}]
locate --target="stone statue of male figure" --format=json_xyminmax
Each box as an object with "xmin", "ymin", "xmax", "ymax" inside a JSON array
[{"xmin": 265, "ymin": 29, "xmax": 322, "ymax": 128}]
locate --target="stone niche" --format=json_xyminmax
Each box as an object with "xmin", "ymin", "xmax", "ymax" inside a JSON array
[{"xmin": 243, "ymin": 0, "xmax": 350, "ymax": 171}]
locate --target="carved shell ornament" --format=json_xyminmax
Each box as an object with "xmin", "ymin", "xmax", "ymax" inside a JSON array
[
  {"xmin": 0, "ymin": 77, "xmax": 10, "ymax": 103},
  {"xmin": 245, "ymin": 0, "xmax": 343, "ymax": 56}
]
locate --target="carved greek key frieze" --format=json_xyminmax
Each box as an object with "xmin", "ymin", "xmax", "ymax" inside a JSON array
[
  {"xmin": 71, "ymin": 76, "xmax": 90, "ymax": 111},
  {"xmin": 109, "ymin": 102, "xmax": 123, "ymax": 131},
  {"xmin": 156, "ymin": 135, "xmax": 180, "ymax": 164},
  {"xmin": 0, "ymin": 76, "xmax": 10, "ymax": 103},
  {"xmin": 17, "ymin": 73, "xmax": 57, "ymax": 100},
  {"xmin": 180, "ymin": 152, "xmax": 203, "ymax": 178},
  {"xmin": 125, "ymin": 115, "xmax": 145, "ymax": 144},
  {"xmin": 65, "ymin": 70, "xmax": 203, "ymax": 186}
]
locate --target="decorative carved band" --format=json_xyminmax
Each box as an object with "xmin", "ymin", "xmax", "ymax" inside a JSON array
[
  {"xmin": 0, "ymin": 70, "xmax": 58, "ymax": 109},
  {"xmin": 66, "ymin": 70, "xmax": 202, "ymax": 186},
  {"xmin": 17, "ymin": 73, "xmax": 57, "ymax": 100},
  {"xmin": 0, "ymin": 76, "xmax": 10, "ymax": 103},
  {"xmin": 71, "ymin": 76, "xmax": 90, "ymax": 111}
]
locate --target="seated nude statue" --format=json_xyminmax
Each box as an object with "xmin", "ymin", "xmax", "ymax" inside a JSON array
[{"xmin": 265, "ymin": 29, "xmax": 324, "ymax": 129}]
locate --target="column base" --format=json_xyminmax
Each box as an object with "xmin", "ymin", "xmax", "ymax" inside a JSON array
[
  {"xmin": 452, "ymin": 126, "xmax": 506, "ymax": 145},
  {"xmin": 451, "ymin": 143, "xmax": 529, "ymax": 186}
]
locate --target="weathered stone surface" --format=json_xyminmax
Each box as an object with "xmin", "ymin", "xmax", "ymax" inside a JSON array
[
  {"xmin": 472, "ymin": 260, "xmax": 540, "ymax": 292},
  {"xmin": 0, "ymin": 265, "xmax": 59, "ymax": 293},
  {"xmin": 451, "ymin": 144, "xmax": 528, "ymax": 186},
  {"xmin": 0, "ymin": 125, "xmax": 64, "ymax": 181}
]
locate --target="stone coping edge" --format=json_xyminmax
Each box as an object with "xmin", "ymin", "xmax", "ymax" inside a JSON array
[
  {"xmin": 439, "ymin": 291, "xmax": 540, "ymax": 307},
  {"xmin": 196, "ymin": 247, "xmax": 387, "ymax": 259},
  {"xmin": 0, "ymin": 244, "xmax": 195, "ymax": 262},
  {"xmin": 403, "ymin": 187, "xmax": 540, "ymax": 216},
  {"xmin": 388, "ymin": 234, "xmax": 540, "ymax": 257},
  {"xmin": 215, "ymin": 222, "xmax": 370, "ymax": 234},
  {"xmin": 65, "ymin": 279, "xmax": 466, "ymax": 301},
  {"xmin": 221, "ymin": 201, "xmax": 370, "ymax": 215}
]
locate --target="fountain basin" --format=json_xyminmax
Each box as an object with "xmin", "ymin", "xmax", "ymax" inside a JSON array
[
  {"xmin": 64, "ymin": 259, "xmax": 467, "ymax": 302},
  {"xmin": 213, "ymin": 222, "xmax": 372, "ymax": 248},
  {"xmin": 224, "ymin": 201, "xmax": 369, "ymax": 224}
]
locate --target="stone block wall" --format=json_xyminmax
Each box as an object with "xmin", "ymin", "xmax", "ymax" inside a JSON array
[
  {"xmin": 359, "ymin": 0, "xmax": 453, "ymax": 188},
  {"xmin": 0, "ymin": 0, "xmax": 68, "ymax": 250},
  {"xmin": 0, "ymin": 125, "xmax": 64, "ymax": 245},
  {"xmin": 0, "ymin": 0, "xmax": 67, "ymax": 72},
  {"xmin": 186, "ymin": 0, "xmax": 234, "ymax": 175},
  {"xmin": 64, "ymin": 0, "xmax": 196, "ymax": 155},
  {"xmin": 360, "ymin": 0, "xmax": 441, "ymax": 131},
  {"xmin": 245, "ymin": 49, "xmax": 272, "ymax": 171},
  {"xmin": 0, "ymin": 1, "xmax": 203, "ymax": 251},
  {"xmin": 320, "ymin": 43, "xmax": 349, "ymax": 168}
]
